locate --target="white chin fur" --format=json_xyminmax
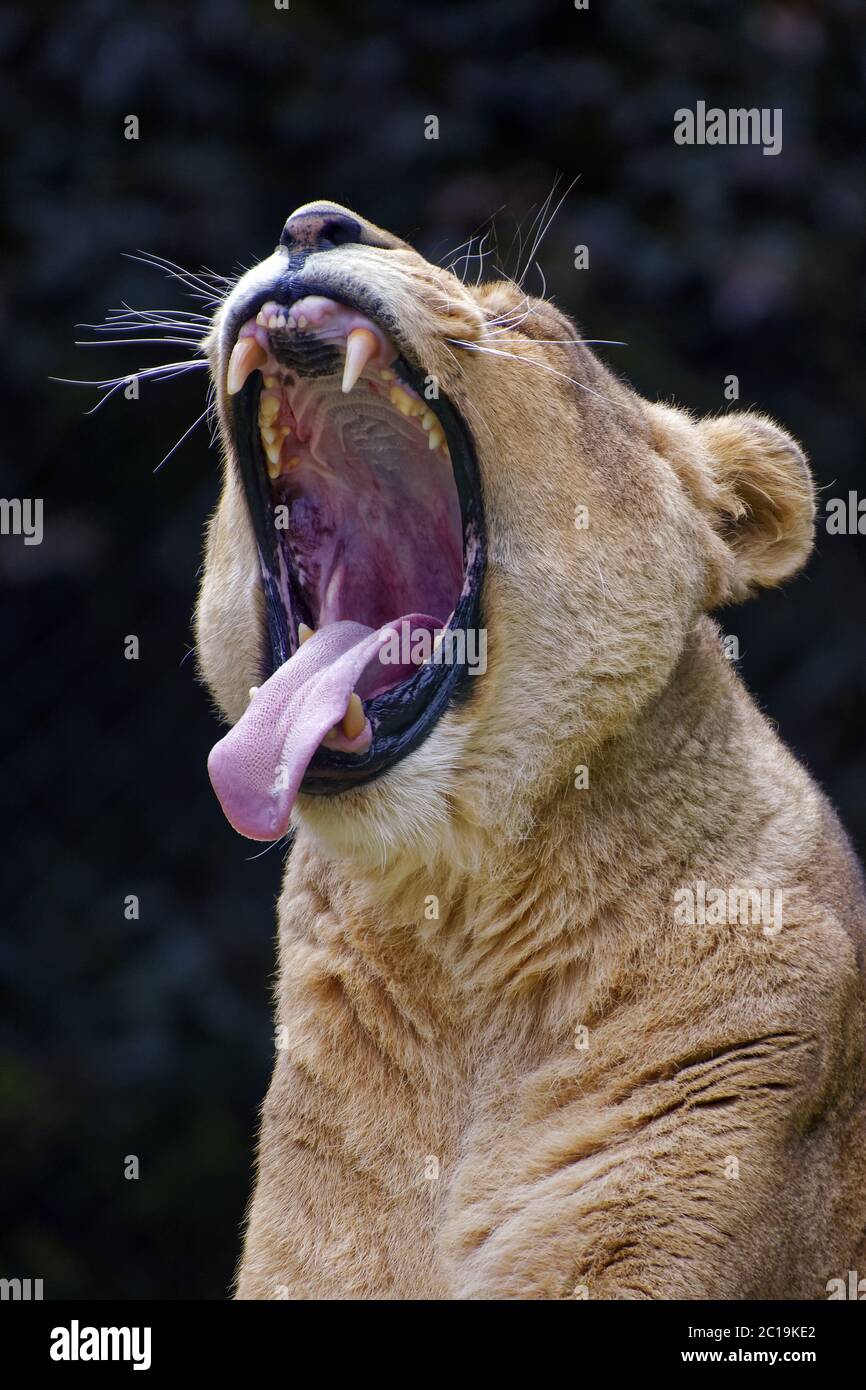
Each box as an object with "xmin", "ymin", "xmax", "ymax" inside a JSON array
[{"xmin": 294, "ymin": 720, "xmax": 471, "ymax": 870}]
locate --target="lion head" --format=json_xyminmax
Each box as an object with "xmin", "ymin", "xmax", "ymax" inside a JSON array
[{"xmin": 196, "ymin": 201, "xmax": 814, "ymax": 867}]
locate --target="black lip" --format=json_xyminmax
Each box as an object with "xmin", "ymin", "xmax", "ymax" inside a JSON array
[{"xmin": 226, "ymin": 280, "xmax": 487, "ymax": 796}]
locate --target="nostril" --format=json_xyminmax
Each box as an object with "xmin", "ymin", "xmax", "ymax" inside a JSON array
[
  {"xmin": 280, "ymin": 207, "xmax": 363, "ymax": 253},
  {"xmin": 318, "ymin": 215, "xmax": 360, "ymax": 249}
]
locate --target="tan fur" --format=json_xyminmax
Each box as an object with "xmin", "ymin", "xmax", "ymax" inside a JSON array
[{"xmin": 195, "ymin": 203, "xmax": 866, "ymax": 1299}]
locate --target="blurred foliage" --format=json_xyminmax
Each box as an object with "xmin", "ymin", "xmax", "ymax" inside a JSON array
[{"xmin": 1, "ymin": 0, "xmax": 865, "ymax": 1298}]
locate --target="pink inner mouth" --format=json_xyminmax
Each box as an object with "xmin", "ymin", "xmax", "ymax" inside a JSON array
[
  {"xmin": 236, "ymin": 296, "xmax": 463, "ymax": 633},
  {"xmin": 208, "ymin": 294, "xmax": 466, "ymax": 840}
]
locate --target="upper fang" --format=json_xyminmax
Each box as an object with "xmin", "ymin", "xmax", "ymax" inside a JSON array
[
  {"xmin": 342, "ymin": 327, "xmax": 378, "ymax": 394},
  {"xmin": 227, "ymin": 336, "xmax": 266, "ymax": 395}
]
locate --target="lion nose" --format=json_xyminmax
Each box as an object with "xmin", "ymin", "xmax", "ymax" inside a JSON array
[{"xmin": 280, "ymin": 205, "xmax": 363, "ymax": 254}]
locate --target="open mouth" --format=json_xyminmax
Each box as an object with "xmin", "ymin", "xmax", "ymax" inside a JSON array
[{"xmin": 206, "ymin": 286, "xmax": 486, "ymax": 840}]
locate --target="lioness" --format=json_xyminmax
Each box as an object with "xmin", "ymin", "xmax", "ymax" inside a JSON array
[{"xmin": 196, "ymin": 201, "xmax": 866, "ymax": 1299}]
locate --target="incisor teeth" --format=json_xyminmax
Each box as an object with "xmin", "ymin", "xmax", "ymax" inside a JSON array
[
  {"xmin": 342, "ymin": 693, "xmax": 365, "ymax": 740},
  {"xmin": 227, "ymin": 337, "xmax": 266, "ymax": 395},
  {"xmin": 428, "ymin": 425, "xmax": 445, "ymax": 451},
  {"xmin": 342, "ymin": 327, "xmax": 379, "ymax": 394},
  {"xmin": 298, "ymin": 623, "xmax": 314, "ymax": 644}
]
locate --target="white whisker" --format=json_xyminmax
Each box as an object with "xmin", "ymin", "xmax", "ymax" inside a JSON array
[
  {"xmin": 107, "ymin": 302, "xmax": 210, "ymax": 319},
  {"xmin": 154, "ymin": 402, "xmax": 212, "ymax": 473},
  {"xmin": 486, "ymin": 299, "xmax": 538, "ymax": 336},
  {"xmin": 75, "ymin": 337, "xmax": 204, "ymax": 349},
  {"xmin": 128, "ymin": 249, "xmax": 229, "ymax": 289},
  {"xmin": 79, "ymin": 322, "xmax": 204, "ymax": 337},
  {"xmin": 124, "ymin": 252, "xmax": 223, "ymax": 306},
  {"xmin": 474, "ymin": 231, "xmax": 491, "ymax": 287},
  {"xmin": 52, "ymin": 358, "xmax": 209, "ymax": 415},
  {"xmin": 517, "ymin": 175, "xmax": 579, "ymax": 287},
  {"xmin": 513, "ymin": 186, "xmax": 556, "ymax": 287},
  {"xmin": 440, "ymin": 208, "xmax": 504, "ymax": 270},
  {"xmin": 447, "ymin": 339, "xmax": 616, "ymax": 407},
  {"xmin": 484, "ymin": 337, "xmax": 627, "ymax": 347}
]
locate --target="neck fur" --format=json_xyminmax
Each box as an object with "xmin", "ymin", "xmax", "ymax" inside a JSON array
[{"xmin": 290, "ymin": 619, "xmax": 758, "ymax": 1025}]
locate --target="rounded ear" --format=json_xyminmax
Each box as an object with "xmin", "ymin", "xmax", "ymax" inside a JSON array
[{"xmin": 696, "ymin": 412, "xmax": 815, "ymax": 602}]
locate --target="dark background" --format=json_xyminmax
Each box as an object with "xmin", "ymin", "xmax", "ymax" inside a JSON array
[{"xmin": 2, "ymin": 0, "xmax": 864, "ymax": 1299}]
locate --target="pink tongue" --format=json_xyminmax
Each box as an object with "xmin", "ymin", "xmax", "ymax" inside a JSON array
[{"xmin": 207, "ymin": 618, "xmax": 432, "ymax": 841}]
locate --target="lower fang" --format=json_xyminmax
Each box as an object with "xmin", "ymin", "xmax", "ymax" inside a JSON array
[
  {"xmin": 342, "ymin": 692, "xmax": 365, "ymax": 740},
  {"xmin": 298, "ymin": 623, "xmax": 314, "ymax": 644}
]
